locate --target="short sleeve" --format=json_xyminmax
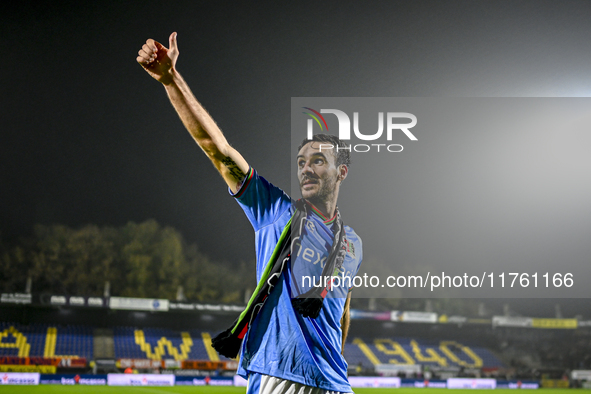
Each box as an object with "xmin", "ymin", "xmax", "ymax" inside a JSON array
[
  {"xmin": 344, "ymin": 227, "xmax": 363, "ymax": 293},
  {"xmin": 230, "ymin": 168, "xmax": 292, "ymax": 231}
]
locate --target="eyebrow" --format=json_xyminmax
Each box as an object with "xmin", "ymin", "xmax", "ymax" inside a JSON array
[{"xmin": 296, "ymin": 152, "xmax": 328, "ymax": 160}]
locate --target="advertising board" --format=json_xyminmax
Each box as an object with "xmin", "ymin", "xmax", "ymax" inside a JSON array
[
  {"xmin": 0, "ymin": 372, "xmax": 40, "ymax": 385},
  {"xmin": 107, "ymin": 373, "xmax": 175, "ymax": 386},
  {"xmin": 447, "ymin": 378, "xmax": 497, "ymax": 389}
]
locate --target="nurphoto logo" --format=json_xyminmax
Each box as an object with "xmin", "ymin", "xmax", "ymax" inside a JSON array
[{"xmin": 302, "ymin": 107, "xmax": 417, "ymax": 152}]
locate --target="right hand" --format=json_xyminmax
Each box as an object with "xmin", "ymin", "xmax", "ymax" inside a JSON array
[{"xmin": 137, "ymin": 32, "xmax": 179, "ymax": 84}]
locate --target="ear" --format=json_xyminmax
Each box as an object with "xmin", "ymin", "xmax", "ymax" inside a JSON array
[{"xmin": 337, "ymin": 165, "xmax": 348, "ymax": 182}]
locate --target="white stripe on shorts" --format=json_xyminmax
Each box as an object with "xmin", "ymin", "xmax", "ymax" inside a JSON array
[{"xmin": 254, "ymin": 374, "xmax": 353, "ymax": 394}]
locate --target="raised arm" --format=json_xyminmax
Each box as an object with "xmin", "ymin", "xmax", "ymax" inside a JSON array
[{"xmin": 137, "ymin": 32, "xmax": 249, "ymax": 193}]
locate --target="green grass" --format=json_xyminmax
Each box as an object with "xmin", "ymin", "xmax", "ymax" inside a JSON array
[{"xmin": 0, "ymin": 387, "xmax": 582, "ymax": 394}]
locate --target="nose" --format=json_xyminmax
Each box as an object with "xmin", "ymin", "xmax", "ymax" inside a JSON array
[{"xmin": 301, "ymin": 160, "xmax": 314, "ymax": 175}]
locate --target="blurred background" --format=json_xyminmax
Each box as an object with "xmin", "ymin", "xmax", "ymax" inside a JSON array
[{"xmin": 2, "ymin": 0, "xmax": 591, "ymax": 387}]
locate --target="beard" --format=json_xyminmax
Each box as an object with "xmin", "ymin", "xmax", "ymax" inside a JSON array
[{"xmin": 299, "ymin": 173, "xmax": 338, "ymax": 204}]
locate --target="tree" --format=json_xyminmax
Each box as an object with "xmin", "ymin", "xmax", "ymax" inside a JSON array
[{"xmin": 0, "ymin": 220, "xmax": 251, "ymax": 302}]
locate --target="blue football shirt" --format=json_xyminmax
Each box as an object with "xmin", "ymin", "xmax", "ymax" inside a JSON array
[{"xmin": 231, "ymin": 168, "xmax": 363, "ymax": 392}]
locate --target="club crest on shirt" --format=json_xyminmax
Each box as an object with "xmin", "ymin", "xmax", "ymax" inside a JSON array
[{"xmin": 345, "ymin": 239, "xmax": 356, "ymax": 258}]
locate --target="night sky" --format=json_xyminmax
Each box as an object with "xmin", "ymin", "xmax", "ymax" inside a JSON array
[{"xmin": 2, "ymin": 1, "xmax": 591, "ymax": 308}]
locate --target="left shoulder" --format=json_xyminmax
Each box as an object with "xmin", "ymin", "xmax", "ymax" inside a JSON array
[
  {"xmin": 343, "ymin": 225, "xmax": 362, "ymax": 261},
  {"xmin": 344, "ymin": 225, "xmax": 362, "ymax": 244}
]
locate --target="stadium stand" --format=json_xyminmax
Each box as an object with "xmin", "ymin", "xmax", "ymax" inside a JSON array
[
  {"xmin": 0, "ymin": 322, "xmax": 93, "ymax": 359},
  {"xmin": 3, "ymin": 301, "xmax": 591, "ymax": 383},
  {"xmin": 0, "ymin": 321, "xmax": 525, "ymax": 370},
  {"xmin": 343, "ymin": 337, "xmax": 503, "ymax": 369},
  {"xmin": 109, "ymin": 325, "xmax": 503, "ymax": 369},
  {"xmin": 112, "ymin": 327, "xmax": 233, "ymax": 361}
]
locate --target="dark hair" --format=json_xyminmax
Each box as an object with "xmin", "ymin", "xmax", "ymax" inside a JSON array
[{"xmin": 297, "ymin": 134, "xmax": 351, "ymax": 167}]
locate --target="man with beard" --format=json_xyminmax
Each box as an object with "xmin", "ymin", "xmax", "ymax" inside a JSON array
[{"xmin": 137, "ymin": 32, "xmax": 362, "ymax": 394}]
